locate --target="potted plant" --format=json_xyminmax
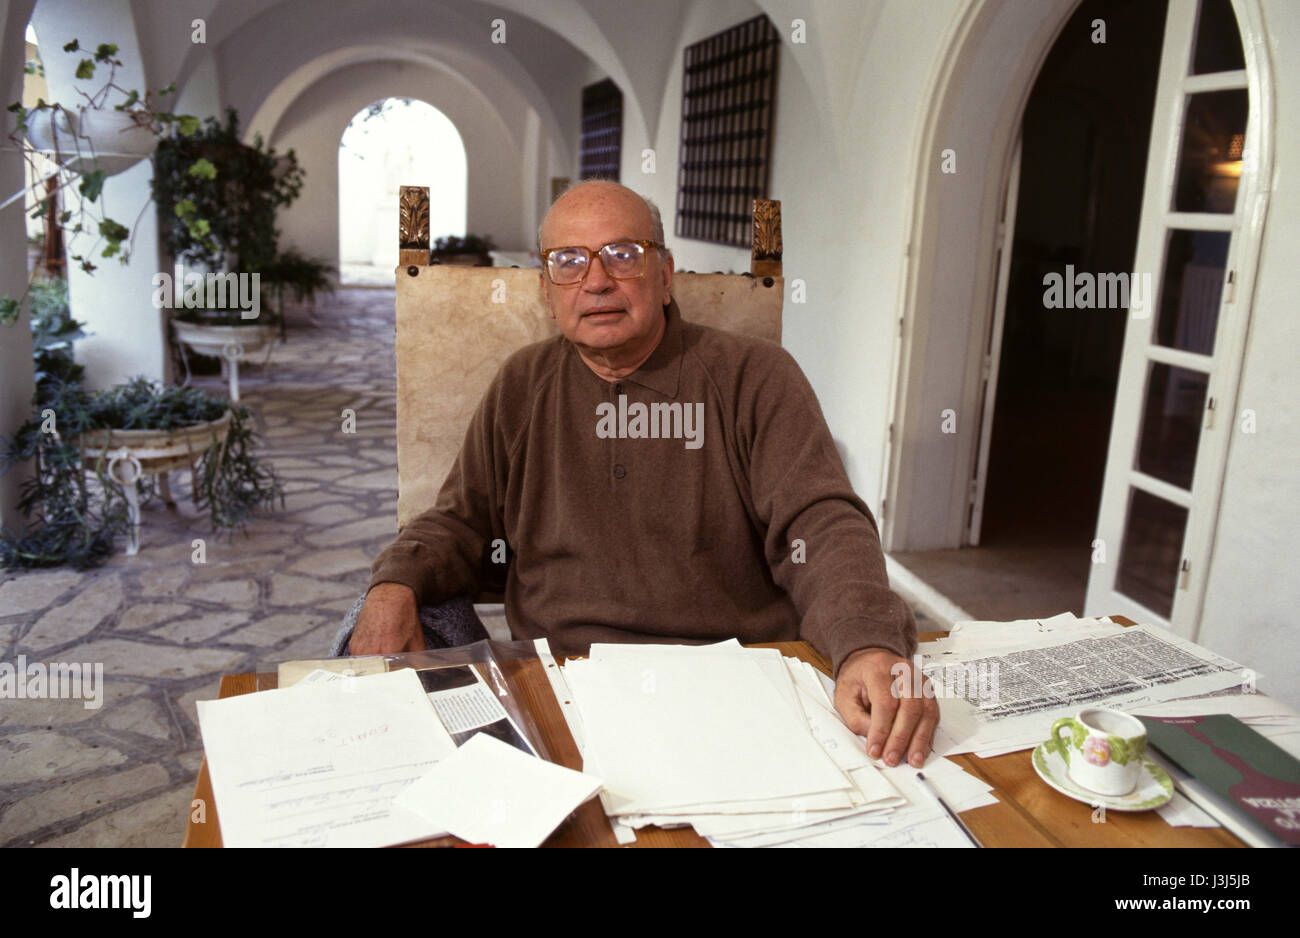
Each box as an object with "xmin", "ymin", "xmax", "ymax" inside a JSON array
[
  {"xmin": 1, "ymin": 377, "xmax": 281, "ymax": 567},
  {"xmin": 432, "ymin": 233, "xmax": 496, "ymax": 267},
  {"xmin": 151, "ymin": 108, "xmax": 308, "ymax": 390},
  {"xmin": 260, "ymin": 247, "xmax": 335, "ymax": 336},
  {"xmin": 1, "ymin": 291, "xmax": 281, "ymax": 567},
  {"xmin": 263, "ymin": 247, "xmax": 335, "ymax": 309}
]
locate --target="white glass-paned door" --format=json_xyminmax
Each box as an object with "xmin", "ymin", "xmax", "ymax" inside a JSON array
[{"xmin": 1085, "ymin": 0, "xmax": 1265, "ymax": 634}]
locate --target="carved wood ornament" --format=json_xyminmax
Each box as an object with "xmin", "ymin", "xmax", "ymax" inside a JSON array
[
  {"xmin": 751, "ymin": 198, "xmax": 783, "ymax": 279},
  {"xmin": 399, "ymin": 185, "xmax": 431, "ymax": 266}
]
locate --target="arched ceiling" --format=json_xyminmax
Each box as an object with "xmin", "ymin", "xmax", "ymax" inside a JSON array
[
  {"xmin": 243, "ymin": 41, "xmax": 535, "ymax": 160},
  {"xmin": 75, "ymin": 0, "xmax": 837, "ymax": 179},
  {"xmin": 151, "ymin": 0, "xmax": 660, "ymax": 162}
]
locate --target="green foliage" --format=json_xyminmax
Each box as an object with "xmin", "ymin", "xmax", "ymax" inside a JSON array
[
  {"xmin": 28, "ymin": 279, "xmax": 86, "ymax": 403},
  {"xmin": 97, "ymin": 217, "xmax": 129, "ymax": 258},
  {"xmin": 85, "ymin": 377, "xmax": 228, "ymax": 430},
  {"xmin": 433, "ymin": 234, "xmax": 497, "ymax": 255},
  {"xmin": 263, "ymin": 249, "xmax": 335, "ymax": 305},
  {"xmin": 152, "ymin": 108, "xmax": 305, "ymax": 272}
]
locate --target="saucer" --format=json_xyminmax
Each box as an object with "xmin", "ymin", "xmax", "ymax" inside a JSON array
[{"xmin": 1031, "ymin": 741, "xmax": 1173, "ymax": 811}]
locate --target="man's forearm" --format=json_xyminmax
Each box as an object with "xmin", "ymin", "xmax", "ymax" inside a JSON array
[{"xmin": 368, "ymin": 507, "xmax": 486, "ymax": 607}]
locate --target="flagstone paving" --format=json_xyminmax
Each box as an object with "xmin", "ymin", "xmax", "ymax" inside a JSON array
[
  {"xmin": 0, "ymin": 287, "xmax": 937, "ymax": 848},
  {"xmin": 0, "ymin": 290, "xmax": 405, "ymax": 847}
]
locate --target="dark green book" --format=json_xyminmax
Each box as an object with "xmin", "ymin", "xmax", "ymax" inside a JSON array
[{"xmin": 1139, "ymin": 713, "xmax": 1300, "ymax": 847}]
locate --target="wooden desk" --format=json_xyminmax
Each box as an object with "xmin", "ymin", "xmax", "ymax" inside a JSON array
[{"xmin": 182, "ymin": 639, "xmax": 1243, "ymax": 848}]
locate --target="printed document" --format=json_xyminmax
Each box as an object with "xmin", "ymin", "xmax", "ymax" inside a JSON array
[{"xmin": 197, "ymin": 668, "xmax": 456, "ymax": 847}]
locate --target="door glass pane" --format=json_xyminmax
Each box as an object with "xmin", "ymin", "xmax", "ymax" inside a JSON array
[
  {"xmin": 1156, "ymin": 229, "xmax": 1229, "ymax": 355},
  {"xmin": 1117, "ymin": 488, "xmax": 1187, "ymax": 619},
  {"xmin": 1137, "ymin": 362, "xmax": 1208, "ymax": 490},
  {"xmin": 1191, "ymin": 0, "xmax": 1245, "ymax": 75},
  {"xmin": 1173, "ymin": 90, "xmax": 1247, "ymax": 213}
]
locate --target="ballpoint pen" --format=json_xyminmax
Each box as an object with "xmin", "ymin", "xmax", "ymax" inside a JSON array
[{"xmin": 915, "ymin": 771, "xmax": 983, "ymax": 847}]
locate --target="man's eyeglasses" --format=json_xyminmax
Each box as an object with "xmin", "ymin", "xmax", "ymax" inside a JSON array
[{"xmin": 541, "ymin": 240, "xmax": 664, "ymax": 285}]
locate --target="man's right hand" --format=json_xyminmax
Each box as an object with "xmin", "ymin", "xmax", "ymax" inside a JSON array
[{"xmin": 349, "ymin": 583, "xmax": 425, "ymax": 655}]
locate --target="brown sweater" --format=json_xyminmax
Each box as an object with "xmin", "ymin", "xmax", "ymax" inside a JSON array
[{"xmin": 369, "ymin": 301, "xmax": 917, "ymax": 674}]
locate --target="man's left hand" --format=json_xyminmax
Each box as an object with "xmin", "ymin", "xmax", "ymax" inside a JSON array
[{"xmin": 833, "ymin": 647, "xmax": 939, "ymax": 768}]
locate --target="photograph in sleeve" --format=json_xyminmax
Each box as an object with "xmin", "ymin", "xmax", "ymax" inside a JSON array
[{"xmin": 415, "ymin": 665, "xmax": 538, "ymax": 756}]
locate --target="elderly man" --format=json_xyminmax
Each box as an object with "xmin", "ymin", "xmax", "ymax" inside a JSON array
[{"xmin": 352, "ymin": 180, "xmax": 938, "ymax": 768}]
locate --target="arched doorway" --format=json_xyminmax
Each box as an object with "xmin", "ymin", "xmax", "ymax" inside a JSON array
[
  {"xmin": 885, "ymin": 0, "xmax": 1272, "ymax": 637},
  {"xmin": 337, "ymin": 97, "xmax": 467, "ymax": 284},
  {"xmin": 970, "ymin": 0, "xmax": 1167, "ymax": 612}
]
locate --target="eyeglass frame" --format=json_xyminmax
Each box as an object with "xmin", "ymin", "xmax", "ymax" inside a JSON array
[{"xmin": 540, "ymin": 240, "xmax": 666, "ymax": 285}]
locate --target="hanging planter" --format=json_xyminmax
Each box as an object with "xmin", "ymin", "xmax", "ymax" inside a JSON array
[
  {"xmin": 26, "ymin": 105, "xmax": 158, "ymax": 177},
  {"xmin": 2, "ymin": 39, "xmax": 204, "ymax": 325},
  {"xmin": 69, "ymin": 106, "xmax": 158, "ymax": 175}
]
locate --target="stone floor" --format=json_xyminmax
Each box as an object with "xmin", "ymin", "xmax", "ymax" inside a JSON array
[
  {"xmin": 0, "ymin": 288, "xmax": 938, "ymax": 847},
  {"xmin": 0, "ymin": 290, "xmax": 408, "ymax": 847}
]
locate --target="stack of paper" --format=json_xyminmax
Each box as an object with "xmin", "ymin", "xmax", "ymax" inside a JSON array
[{"xmin": 557, "ymin": 640, "xmax": 996, "ymax": 847}]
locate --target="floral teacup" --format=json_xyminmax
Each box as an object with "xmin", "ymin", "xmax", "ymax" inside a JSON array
[{"xmin": 1048, "ymin": 708, "xmax": 1147, "ymax": 796}]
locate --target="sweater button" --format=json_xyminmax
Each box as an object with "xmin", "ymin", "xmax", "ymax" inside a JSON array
[
  {"xmin": 613, "ymin": 465, "xmax": 627, "ymax": 480},
  {"xmin": 614, "ymin": 382, "xmax": 624, "ymax": 396}
]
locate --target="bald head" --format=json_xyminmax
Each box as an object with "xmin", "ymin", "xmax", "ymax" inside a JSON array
[{"xmin": 538, "ymin": 180, "xmax": 666, "ymax": 253}]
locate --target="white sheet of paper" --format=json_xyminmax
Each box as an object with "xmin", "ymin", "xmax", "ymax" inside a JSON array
[
  {"xmin": 566, "ymin": 653, "xmax": 852, "ymax": 814},
  {"xmin": 395, "ymin": 732, "xmax": 603, "ymax": 848},
  {"xmin": 197, "ymin": 668, "xmax": 456, "ymax": 848}
]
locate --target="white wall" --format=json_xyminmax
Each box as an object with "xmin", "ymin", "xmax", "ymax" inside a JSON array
[
  {"xmin": 1197, "ymin": 0, "xmax": 1300, "ymax": 710},
  {"xmin": 621, "ymin": 0, "xmax": 757, "ymax": 278},
  {"xmin": 32, "ymin": 0, "xmax": 168, "ymax": 388},
  {"xmin": 617, "ymin": 0, "xmax": 960, "ymax": 508},
  {"xmin": 173, "ymin": 48, "xmax": 223, "ymax": 121}
]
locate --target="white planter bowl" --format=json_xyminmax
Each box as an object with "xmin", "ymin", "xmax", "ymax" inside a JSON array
[
  {"xmin": 26, "ymin": 106, "xmax": 157, "ymax": 177},
  {"xmin": 172, "ymin": 320, "xmax": 278, "ymax": 357},
  {"xmin": 80, "ymin": 410, "xmax": 232, "ymax": 474}
]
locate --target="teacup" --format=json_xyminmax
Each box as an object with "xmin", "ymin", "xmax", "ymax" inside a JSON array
[{"xmin": 1048, "ymin": 708, "xmax": 1147, "ymax": 796}]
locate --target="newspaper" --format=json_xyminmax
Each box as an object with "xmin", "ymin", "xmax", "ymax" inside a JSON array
[{"xmin": 927, "ymin": 624, "xmax": 1248, "ymax": 757}]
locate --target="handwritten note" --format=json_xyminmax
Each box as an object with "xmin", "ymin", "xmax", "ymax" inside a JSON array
[{"xmin": 197, "ymin": 668, "xmax": 457, "ymax": 847}]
